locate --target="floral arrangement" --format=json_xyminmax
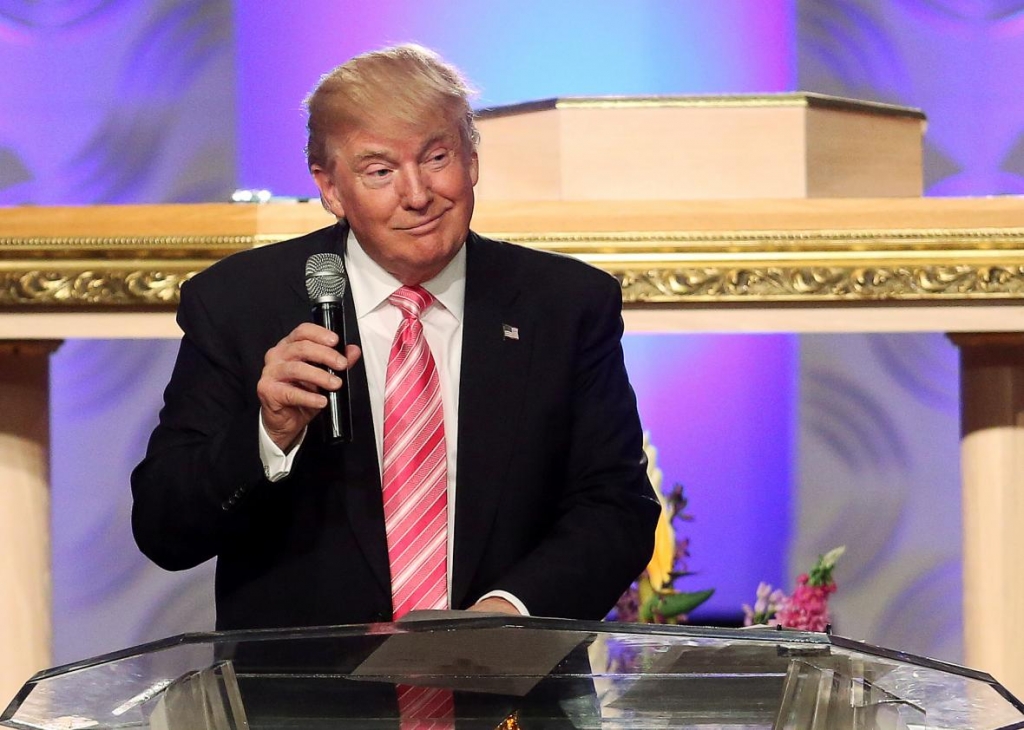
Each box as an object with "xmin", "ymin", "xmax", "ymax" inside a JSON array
[
  {"xmin": 743, "ymin": 546, "xmax": 845, "ymax": 632},
  {"xmin": 608, "ymin": 434, "xmax": 714, "ymax": 624}
]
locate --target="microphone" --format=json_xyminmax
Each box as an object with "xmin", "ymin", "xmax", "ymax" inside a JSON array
[{"xmin": 305, "ymin": 253, "xmax": 352, "ymax": 443}]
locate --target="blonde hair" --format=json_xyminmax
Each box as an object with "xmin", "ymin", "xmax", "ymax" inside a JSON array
[{"xmin": 304, "ymin": 44, "xmax": 479, "ymax": 171}]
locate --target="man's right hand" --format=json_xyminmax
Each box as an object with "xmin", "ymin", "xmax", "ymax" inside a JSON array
[{"xmin": 257, "ymin": 322, "xmax": 362, "ymax": 451}]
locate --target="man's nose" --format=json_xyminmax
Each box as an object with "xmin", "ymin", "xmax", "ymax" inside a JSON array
[{"xmin": 398, "ymin": 168, "xmax": 432, "ymax": 210}]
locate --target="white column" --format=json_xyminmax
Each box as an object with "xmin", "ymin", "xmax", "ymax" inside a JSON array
[
  {"xmin": 0, "ymin": 341, "xmax": 57, "ymax": 705},
  {"xmin": 953, "ymin": 333, "xmax": 1024, "ymax": 698}
]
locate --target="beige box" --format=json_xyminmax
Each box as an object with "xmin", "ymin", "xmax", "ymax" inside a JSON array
[{"xmin": 474, "ymin": 93, "xmax": 925, "ymax": 201}]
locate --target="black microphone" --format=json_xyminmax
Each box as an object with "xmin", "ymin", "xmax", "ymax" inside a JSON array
[{"xmin": 305, "ymin": 253, "xmax": 352, "ymax": 443}]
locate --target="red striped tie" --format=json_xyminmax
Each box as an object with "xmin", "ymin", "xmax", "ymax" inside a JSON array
[
  {"xmin": 382, "ymin": 285, "xmax": 448, "ymax": 619},
  {"xmin": 396, "ymin": 683, "xmax": 455, "ymax": 729}
]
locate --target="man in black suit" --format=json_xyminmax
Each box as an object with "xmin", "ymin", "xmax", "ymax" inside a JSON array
[{"xmin": 131, "ymin": 44, "xmax": 659, "ymax": 631}]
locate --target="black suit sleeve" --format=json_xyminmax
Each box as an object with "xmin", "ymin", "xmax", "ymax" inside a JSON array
[
  {"xmin": 487, "ymin": 272, "xmax": 660, "ymax": 619},
  {"xmin": 130, "ymin": 274, "xmax": 271, "ymax": 571}
]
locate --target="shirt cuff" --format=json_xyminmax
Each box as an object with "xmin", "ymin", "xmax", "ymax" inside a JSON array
[
  {"xmin": 258, "ymin": 412, "xmax": 306, "ymax": 482},
  {"xmin": 477, "ymin": 590, "xmax": 530, "ymax": 616}
]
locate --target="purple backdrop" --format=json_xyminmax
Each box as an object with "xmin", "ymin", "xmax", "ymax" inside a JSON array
[{"xmin": 0, "ymin": 0, "xmax": 994, "ymax": 666}]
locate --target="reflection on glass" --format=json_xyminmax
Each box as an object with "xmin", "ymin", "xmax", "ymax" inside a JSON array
[{"xmin": 2, "ymin": 617, "xmax": 1021, "ymax": 729}]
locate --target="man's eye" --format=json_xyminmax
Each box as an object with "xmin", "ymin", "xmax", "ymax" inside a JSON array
[
  {"xmin": 361, "ymin": 168, "xmax": 392, "ymax": 185},
  {"xmin": 427, "ymin": 151, "xmax": 450, "ymax": 166}
]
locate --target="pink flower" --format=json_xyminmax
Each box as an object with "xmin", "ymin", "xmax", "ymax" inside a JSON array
[
  {"xmin": 747, "ymin": 548, "xmax": 845, "ymax": 632},
  {"xmin": 742, "ymin": 581, "xmax": 786, "ymax": 626},
  {"xmin": 774, "ymin": 577, "xmax": 835, "ymax": 632}
]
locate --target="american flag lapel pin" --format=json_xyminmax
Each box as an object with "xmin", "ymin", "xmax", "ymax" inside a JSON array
[{"xmin": 502, "ymin": 323, "xmax": 520, "ymax": 341}]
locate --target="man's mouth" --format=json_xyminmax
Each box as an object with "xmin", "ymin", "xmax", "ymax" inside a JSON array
[{"xmin": 400, "ymin": 213, "xmax": 444, "ymax": 234}]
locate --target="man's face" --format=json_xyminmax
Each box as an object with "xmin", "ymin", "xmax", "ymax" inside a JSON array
[{"xmin": 312, "ymin": 115, "xmax": 478, "ymax": 285}]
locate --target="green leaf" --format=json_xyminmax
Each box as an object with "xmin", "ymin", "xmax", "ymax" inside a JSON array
[
  {"xmin": 808, "ymin": 546, "xmax": 846, "ymax": 586},
  {"xmin": 638, "ymin": 574, "xmax": 655, "ymax": 606},
  {"xmin": 656, "ymin": 589, "xmax": 715, "ymax": 617},
  {"xmin": 639, "ymin": 595, "xmax": 657, "ymax": 623}
]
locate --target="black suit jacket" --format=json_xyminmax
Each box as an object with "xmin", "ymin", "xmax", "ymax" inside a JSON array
[{"xmin": 131, "ymin": 223, "xmax": 659, "ymax": 630}]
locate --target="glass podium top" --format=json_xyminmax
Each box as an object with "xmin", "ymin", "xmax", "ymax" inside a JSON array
[{"xmin": 3, "ymin": 614, "xmax": 1022, "ymax": 729}]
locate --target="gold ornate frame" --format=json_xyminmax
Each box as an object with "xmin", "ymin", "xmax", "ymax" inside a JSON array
[{"xmin": 3, "ymin": 200, "xmax": 1024, "ymax": 307}]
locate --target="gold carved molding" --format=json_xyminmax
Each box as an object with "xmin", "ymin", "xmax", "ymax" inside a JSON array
[
  {"xmin": 4, "ymin": 199, "xmax": 1024, "ymax": 308},
  {"xmin": 0, "ymin": 268, "xmax": 198, "ymax": 306},
  {"xmin": 0, "ymin": 233, "xmax": 252, "ymax": 307},
  {"xmin": 4, "ymin": 227, "xmax": 1024, "ymax": 307},
  {"xmin": 500, "ymin": 229, "xmax": 1024, "ymax": 304}
]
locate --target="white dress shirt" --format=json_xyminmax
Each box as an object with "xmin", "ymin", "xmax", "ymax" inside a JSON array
[{"xmin": 258, "ymin": 231, "xmax": 526, "ymax": 615}]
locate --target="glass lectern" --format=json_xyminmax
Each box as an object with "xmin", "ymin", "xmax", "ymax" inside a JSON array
[{"xmin": 3, "ymin": 615, "xmax": 1022, "ymax": 729}]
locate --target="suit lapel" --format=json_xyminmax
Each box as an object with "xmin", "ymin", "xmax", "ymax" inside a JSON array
[
  {"xmin": 452, "ymin": 234, "xmax": 534, "ymax": 608},
  {"xmin": 337, "ymin": 281, "xmax": 392, "ymax": 601},
  {"xmin": 332, "ymin": 225, "xmax": 392, "ymax": 600},
  {"xmin": 289, "ymin": 223, "xmax": 392, "ymax": 601}
]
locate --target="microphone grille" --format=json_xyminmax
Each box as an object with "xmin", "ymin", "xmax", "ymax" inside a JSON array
[{"xmin": 305, "ymin": 253, "xmax": 347, "ymax": 303}]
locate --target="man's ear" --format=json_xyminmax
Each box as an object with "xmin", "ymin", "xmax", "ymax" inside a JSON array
[
  {"xmin": 311, "ymin": 165, "xmax": 345, "ymax": 219},
  {"xmin": 469, "ymin": 149, "xmax": 479, "ymax": 187}
]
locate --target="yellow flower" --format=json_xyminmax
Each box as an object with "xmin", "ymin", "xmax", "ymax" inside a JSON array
[
  {"xmin": 642, "ymin": 433, "xmax": 675, "ymax": 592},
  {"xmin": 646, "ymin": 489, "xmax": 675, "ymax": 592}
]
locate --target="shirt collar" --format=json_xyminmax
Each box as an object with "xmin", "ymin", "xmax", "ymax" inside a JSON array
[{"xmin": 344, "ymin": 229, "xmax": 466, "ymax": 322}]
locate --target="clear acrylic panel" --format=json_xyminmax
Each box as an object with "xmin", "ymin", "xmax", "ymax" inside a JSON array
[{"xmin": 2, "ymin": 616, "xmax": 1022, "ymax": 729}]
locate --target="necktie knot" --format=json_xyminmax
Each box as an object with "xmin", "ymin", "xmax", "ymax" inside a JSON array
[{"xmin": 389, "ymin": 285, "xmax": 434, "ymax": 320}]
